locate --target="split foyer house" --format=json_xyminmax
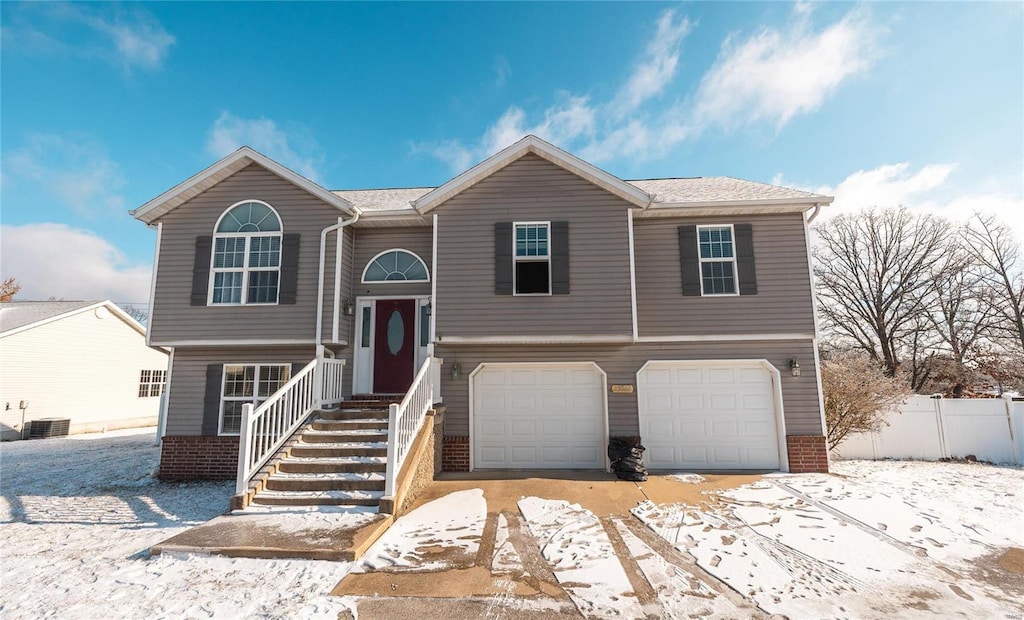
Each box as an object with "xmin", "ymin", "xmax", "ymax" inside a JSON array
[{"xmin": 133, "ymin": 135, "xmax": 833, "ymax": 505}]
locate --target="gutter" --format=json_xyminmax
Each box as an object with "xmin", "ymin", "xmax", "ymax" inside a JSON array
[
  {"xmin": 315, "ymin": 208, "xmax": 361, "ymax": 356},
  {"xmin": 806, "ymin": 203, "xmax": 823, "ymax": 224}
]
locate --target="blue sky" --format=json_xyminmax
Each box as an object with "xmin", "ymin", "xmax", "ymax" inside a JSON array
[{"xmin": 1, "ymin": 1, "xmax": 1021, "ymax": 304}]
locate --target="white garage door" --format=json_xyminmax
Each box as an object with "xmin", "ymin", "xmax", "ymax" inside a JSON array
[
  {"xmin": 638, "ymin": 361, "xmax": 781, "ymax": 470},
  {"xmin": 473, "ymin": 363, "xmax": 605, "ymax": 469}
]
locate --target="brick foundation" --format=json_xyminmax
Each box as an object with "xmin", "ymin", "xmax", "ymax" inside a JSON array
[
  {"xmin": 441, "ymin": 435, "xmax": 470, "ymax": 472},
  {"xmin": 159, "ymin": 435, "xmax": 240, "ymax": 480},
  {"xmin": 786, "ymin": 435, "xmax": 829, "ymax": 473}
]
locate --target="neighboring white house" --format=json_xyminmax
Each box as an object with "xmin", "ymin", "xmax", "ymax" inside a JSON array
[{"xmin": 0, "ymin": 300, "xmax": 169, "ymax": 440}]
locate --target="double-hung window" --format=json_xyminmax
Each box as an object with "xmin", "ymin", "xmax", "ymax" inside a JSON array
[
  {"xmin": 514, "ymin": 222, "xmax": 550, "ymax": 295},
  {"xmin": 211, "ymin": 201, "xmax": 282, "ymax": 305},
  {"xmin": 138, "ymin": 370, "xmax": 167, "ymax": 398},
  {"xmin": 697, "ymin": 225, "xmax": 738, "ymax": 295},
  {"xmin": 219, "ymin": 364, "xmax": 291, "ymax": 434}
]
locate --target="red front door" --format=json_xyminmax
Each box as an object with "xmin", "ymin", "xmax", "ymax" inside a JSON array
[{"xmin": 373, "ymin": 299, "xmax": 416, "ymax": 393}]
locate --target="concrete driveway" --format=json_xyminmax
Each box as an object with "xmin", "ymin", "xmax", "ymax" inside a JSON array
[{"xmin": 333, "ymin": 466, "xmax": 1024, "ymax": 619}]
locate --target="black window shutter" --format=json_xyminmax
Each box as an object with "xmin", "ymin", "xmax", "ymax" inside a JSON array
[
  {"xmin": 190, "ymin": 236, "xmax": 213, "ymax": 306},
  {"xmin": 735, "ymin": 223, "xmax": 757, "ymax": 295},
  {"xmin": 678, "ymin": 225, "xmax": 701, "ymax": 296},
  {"xmin": 279, "ymin": 233, "xmax": 300, "ymax": 304},
  {"xmin": 551, "ymin": 221, "xmax": 570, "ymax": 295},
  {"xmin": 494, "ymin": 222, "xmax": 513, "ymax": 295},
  {"xmin": 201, "ymin": 364, "xmax": 224, "ymax": 436}
]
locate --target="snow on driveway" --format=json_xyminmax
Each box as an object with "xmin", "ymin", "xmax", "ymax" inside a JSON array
[
  {"xmin": 635, "ymin": 461, "xmax": 1024, "ymax": 619},
  {"xmin": 0, "ymin": 428, "xmax": 355, "ymax": 619}
]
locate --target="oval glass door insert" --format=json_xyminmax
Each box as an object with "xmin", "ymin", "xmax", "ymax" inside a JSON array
[{"xmin": 386, "ymin": 309, "xmax": 404, "ymax": 355}]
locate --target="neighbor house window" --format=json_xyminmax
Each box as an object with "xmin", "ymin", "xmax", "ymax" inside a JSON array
[
  {"xmin": 210, "ymin": 201, "xmax": 282, "ymax": 305},
  {"xmin": 362, "ymin": 249, "xmax": 429, "ymax": 282},
  {"xmin": 697, "ymin": 225, "xmax": 738, "ymax": 295},
  {"xmin": 220, "ymin": 364, "xmax": 290, "ymax": 434},
  {"xmin": 138, "ymin": 370, "xmax": 167, "ymax": 398},
  {"xmin": 514, "ymin": 222, "xmax": 550, "ymax": 295}
]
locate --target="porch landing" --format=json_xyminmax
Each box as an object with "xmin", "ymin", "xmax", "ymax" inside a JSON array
[{"xmin": 149, "ymin": 507, "xmax": 393, "ymax": 562}]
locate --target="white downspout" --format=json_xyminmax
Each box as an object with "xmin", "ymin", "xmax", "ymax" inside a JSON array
[
  {"xmin": 316, "ymin": 209, "xmax": 361, "ymax": 358},
  {"xmin": 806, "ymin": 203, "xmax": 822, "ymax": 224}
]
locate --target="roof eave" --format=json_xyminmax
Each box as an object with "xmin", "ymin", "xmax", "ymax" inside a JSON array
[
  {"xmin": 131, "ymin": 147, "xmax": 356, "ymax": 224},
  {"xmin": 412, "ymin": 135, "xmax": 651, "ymax": 213},
  {"xmin": 653, "ymin": 195, "xmax": 834, "ymax": 209}
]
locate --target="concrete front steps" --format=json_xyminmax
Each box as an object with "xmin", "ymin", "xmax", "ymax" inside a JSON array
[{"xmin": 247, "ymin": 400, "xmax": 395, "ymax": 509}]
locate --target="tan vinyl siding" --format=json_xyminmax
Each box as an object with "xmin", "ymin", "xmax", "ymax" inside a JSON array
[
  {"xmin": 0, "ymin": 310, "xmax": 168, "ymax": 438},
  {"xmin": 150, "ymin": 164, "xmax": 345, "ymax": 344},
  {"xmin": 434, "ymin": 153, "xmax": 633, "ymax": 338},
  {"xmin": 351, "ymin": 227, "xmax": 433, "ymax": 298},
  {"xmin": 436, "ymin": 340, "xmax": 822, "ymax": 439},
  {"xmin": 165, "ymin": 346, "xmax": 315, "ymax": 436},
  {"xmin": 633, "ymin": 214, "xmax": 816, "ymax": 336}
]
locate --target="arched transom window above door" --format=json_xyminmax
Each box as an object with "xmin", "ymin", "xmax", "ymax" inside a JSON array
[{"xmin": 361, "ymin": 249, "xmax": 429, "ymax": 283}]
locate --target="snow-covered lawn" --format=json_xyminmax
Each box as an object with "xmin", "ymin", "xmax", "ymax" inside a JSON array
[
  {"xmin": 3, "ymin": 429, "xmax": 1021, "ymax": 619},
  {"xmin": 0, "ymin": 429, "xmax": 355, "ymax": 619}
]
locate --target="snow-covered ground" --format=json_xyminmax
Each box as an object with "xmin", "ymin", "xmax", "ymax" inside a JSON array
[{"xmin": 0, "ymin": 428, "xmax": 355, "ymax": 619}]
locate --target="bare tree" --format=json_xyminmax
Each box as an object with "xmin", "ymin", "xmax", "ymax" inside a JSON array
[
  {"xmin": 814, "ymin": 207, "xmax": 951, "ymax": 377},
  {"xmin": 119, "ymin": 303, "xmax": 149, "ymax": 326},
  {"xmin": 963, "ymin": 213, "xmax": 1024, "ymax": 355},
  {"xmin": 0, "ymin": 277, "xmax": 21, "ymax": 302},
  {"xmin": 822, "ymin": 351, "xmax": 912, "ymax": 450}
]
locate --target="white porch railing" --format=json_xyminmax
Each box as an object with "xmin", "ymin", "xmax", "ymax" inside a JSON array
[
  {"xmin": 235, "ymin": 357, "xmax": 346, "ymax": 494},
  {"xmin": 384, "ymin": 356, "xmax": 441, "ymax": 497}
]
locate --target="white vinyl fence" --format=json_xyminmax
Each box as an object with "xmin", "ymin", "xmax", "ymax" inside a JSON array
[{"xmin": 834, "ymin": 395, "xmax": 1024, "ymax": 465}]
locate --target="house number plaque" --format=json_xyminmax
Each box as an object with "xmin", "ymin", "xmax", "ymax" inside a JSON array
[{"xmin": 610, "ymin": 384, "xmax": 634, "ymax": 394}]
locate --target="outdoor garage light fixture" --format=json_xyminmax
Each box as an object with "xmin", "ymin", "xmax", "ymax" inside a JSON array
[
  {"xmin": 342, "ymin": 299, "xmax": 355, "ymax": 316},
  {"xmin": 451, "ymin": 361, "xmax": 461, "ymax": 379},
  {"xmin": 789, "ymin": 358, "xmax": 801, "ymax": 377}
]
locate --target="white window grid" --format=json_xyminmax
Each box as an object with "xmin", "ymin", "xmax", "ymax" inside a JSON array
[
  {"xmin": 219, "ymin": 364, "xmax": 291, "ymax": 435},
  {"xmin": 513, "ymin": 221, "xmax": 551, "ymax": 296},
  {"xmin": 361, "ymin": 249, "xmax": 430, "ymax": 283},
  {"xmin": 209, "ymin": 200, "xmax": 283, "ymax": 306},
  {"xmin": 696, "ymin": 224, "xmax": 739, "ymax": 296},
  {"xmin": 138, "ymin": 369, "xmax": 167, "ymax": 398}
]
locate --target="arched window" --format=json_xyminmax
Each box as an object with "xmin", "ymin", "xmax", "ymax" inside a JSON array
[
  {"xmin": 361, "ymin": 249, "xmax": 429, "ymax": 283},
  {"xmin": 210, "ymin": 200, "xmax": 283, "ymax": 304}
]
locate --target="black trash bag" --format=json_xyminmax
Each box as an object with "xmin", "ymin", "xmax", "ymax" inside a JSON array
[{"xmin": 608, "ymin": 437, "xmax": 648, "ymax": 482}]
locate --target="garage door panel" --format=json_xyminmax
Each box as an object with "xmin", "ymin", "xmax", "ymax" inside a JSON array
[
  {"xmin": 640, "ymin": 362, "xmax": 781, "ymax": 470},
  {"xmin": 474, "ymin": 364, "xmax": 605, "ymax": 469}
]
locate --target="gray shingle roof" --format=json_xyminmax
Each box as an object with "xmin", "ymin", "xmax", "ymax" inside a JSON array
[
  {"xmin": 332, "ymin": 177, "xmax": 827, "ymax": 213},
  {"xmin": 0, "ymin": 300, "xmax": 100, "ymax": 334}
]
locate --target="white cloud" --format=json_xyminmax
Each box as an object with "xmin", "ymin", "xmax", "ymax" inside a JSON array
[
  {"xmin": 493, "ymin": 55, "xmax": 511, "ymax": 88},
  {"xmin": 0, "ymin": 224, "xmax": 151, "ymax": 302},
  {"xmin": 2, "ymin": 134, "xmax": 125, "ymax": 218},
  {"xmin": 611, "ymin": 10, "xmax": 693, "ymax": 117},
  {"xmin": 206, "ymin": 112, "xmax": 324, "ymax": 182},
  {"xmin": 1, "ymin": 3, "xmax": 174, "ymax": 71},
  {"xmin": 420, "ymin": 6, "xmax": 877, "ymax": 170},
  {"xmin": 692, "ymin": 7, "xmax": 880, "ymax": 132},
  {"xmin": 777, "ymin": 162, "xmax": 1024, "ymax": 238}
]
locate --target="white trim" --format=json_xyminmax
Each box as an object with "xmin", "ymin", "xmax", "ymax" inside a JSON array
[
  {"xmin": 352, "ymin": 295, "xmax": 433, "ymax": 395},
  {"xmin": 696, "ymin": 223, "xmax": 739, "ymax": 296},
  {"xmin": 131, "ymin": 146, "xmax": 355, "ymax": 224},
  {"xmin": 468, "ymin": 361, "xmax": 610, "ymax": 472},
  {"xmin": 146, "ymin": 222, "xmax": 162, "ymax": 347},
  {"xmin": 212, "ymin": 199, "xmax": 283, "ymax": 233},
  {"xmin": 636, "ymin": 359, "xmax": 789, "ymax": 473},
  {"xmin": 360, "ymin": 248, "xmax": 431, "ymax": 284},
  {"xmin": 316, "ymin": 211, "xmax": 360, "ymax": 356},
  {"xmin": 438, "ymin": 334, "xmax": 633, "ymax": 345},
  {"xmin": 332, "ymin": 217, "xmax": 344, "ymax": 343},
  {"xmin": 157, "ymin": 347, "xmax": 174, "ymax": 442},
  {"xmin": 636, "ymin": 333, "xmax": 815, "ymax": 343},
  {"xmin": 812, "ymin": 340, "xmax": 828, "ymax": 439},
  {"xmin": 413, "ymin": 135, "xmax": 650, "ymax": 213},
  {"xmin": 149, "ymin": 339, "xmax": 314, "ymax": 347},
  {"xmin": 218, "ymin": 362, "xmax": 292, "ymax": 436},
  {"xmin": 430, "ymin": 214, "xmax": 438, "ymax": 353},
  {"xmin": 512, "ymin": 221, "xmax": 552, "ymax": 296},
  {"xmin": 802, "ymin": 213, "xmax": 822, "ymax": 341},
  {"xmin": 0, "ymin": 300, "xmax": 148, "ymax": 339},
  {"xmin": 651, "ymin": 196, "xmax": 833, "ymax": 210},
  {"xmin": 627, "ymin": 210, "xmax": 638, "ymax": 342}
]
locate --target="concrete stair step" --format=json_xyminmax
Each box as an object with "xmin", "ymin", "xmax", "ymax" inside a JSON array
[
  {"xmin": 301, "ymin": 429, "xmax": 389, "ymax": 443},
  {"xmin": 289, "ymin": 443, "xmax": 388, "ymax": 458},
  {"xmin": 338, "ymin": 400, "xmax": 395, "ymax": 409},
  {"xmin": 265, "ymin": 472, "xmax": 385, "ymax": 492},
  {"xmin": 251, "ymin": 489, "xmax": 384, "ymax": 507},
  {"xmin": 317, "ymin": 409, "xmax": 390, "ymax": 421},
  {"xmin": 311, "ymin": 419, "xmax": 388, "ymax": 431},
  {"xmin": 277, "ymin": 456, "xmax": 386, "ymax": 474}
]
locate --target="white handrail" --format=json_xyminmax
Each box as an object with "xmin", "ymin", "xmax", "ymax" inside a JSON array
[
  {"xmin": 235, "ymin": 357, "xmax": 346, "ymax": 494},
  {"xmin": 384, "ymin": 356, "xmax": 440, "ymax": 497}
]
